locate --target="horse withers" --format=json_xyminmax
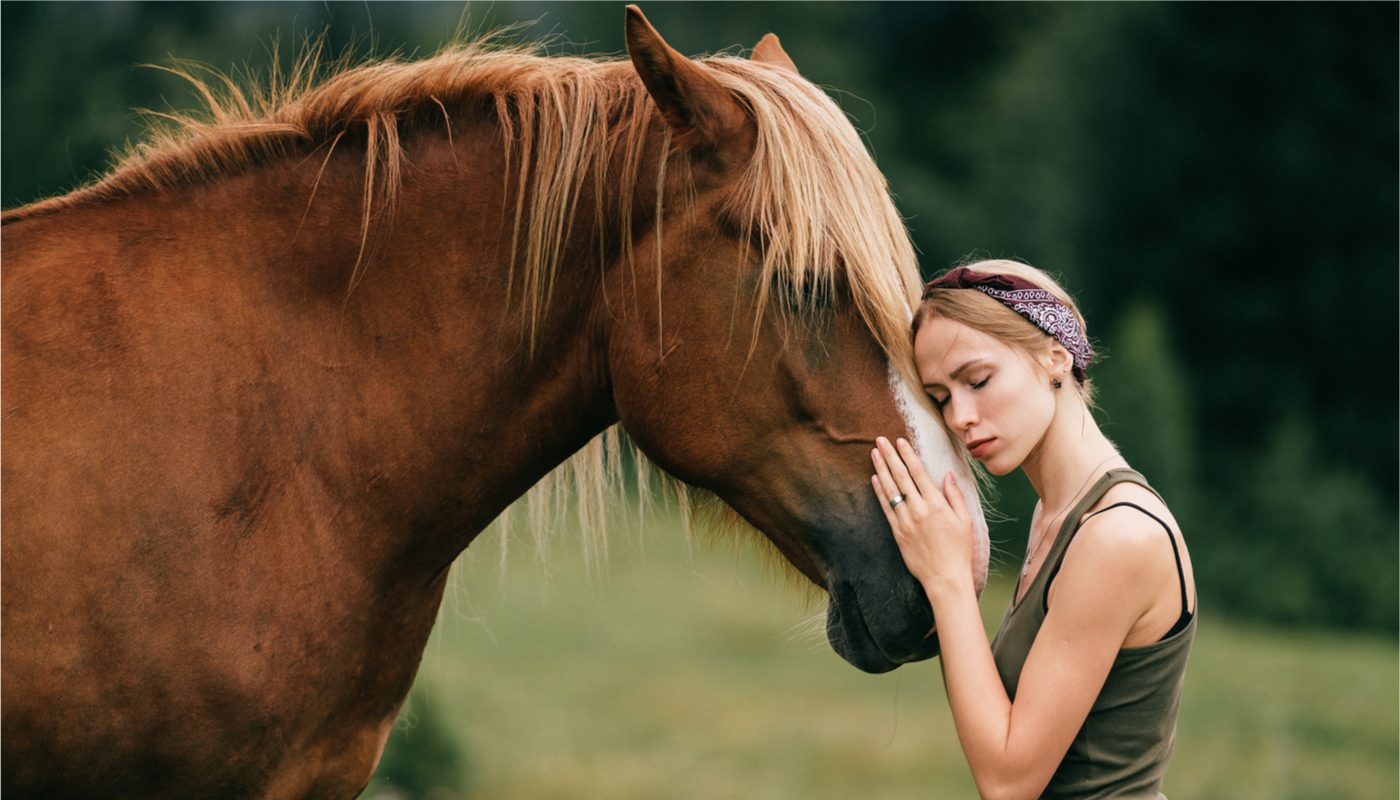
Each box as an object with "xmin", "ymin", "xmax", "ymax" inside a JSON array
[{"xmin": 1, "ymin": 7, "xmax": 988, "ymax": 797}]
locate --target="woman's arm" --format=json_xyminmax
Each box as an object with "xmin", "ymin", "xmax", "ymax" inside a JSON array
[{"xmin": 872, "ymin": 437, "xmax": 1158, "ymax": 800}]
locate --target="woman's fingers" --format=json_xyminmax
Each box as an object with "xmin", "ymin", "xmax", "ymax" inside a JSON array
[
  {"xmin": 871, "ymin": 446, "xmax": 915, "ymax": 526},
  {"xmin": 942, "ymin": 471, "xmax": 970, "ymax": 523},
  {"xmin": 870, "ymin": 444, "xmax": 902, "ymax": 500},
  {"xmin": 896, "ymin": 437, "xmax": 942, "ymax": 503},
  {"xmin": 875, "ymin": 437, "xmax": 920, "ymax": 501},
  {"xmin": 870, "ymin": 474, "xmax": 897, "ymax": 528}
]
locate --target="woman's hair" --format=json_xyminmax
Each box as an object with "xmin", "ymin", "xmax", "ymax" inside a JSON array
[{"xmin": 913, "ymin": 258, "xmax": 1098, "ymax": 404}]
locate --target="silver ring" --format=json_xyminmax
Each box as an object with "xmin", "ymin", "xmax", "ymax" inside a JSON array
[{"xmin": 889, "ymin": 494, "xmax": 905, "ymax": 509}]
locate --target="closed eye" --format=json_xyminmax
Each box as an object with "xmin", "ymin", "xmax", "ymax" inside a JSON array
[{"xmin": 929, "ymin": 371, "xmax": 990, "ymax": 409}]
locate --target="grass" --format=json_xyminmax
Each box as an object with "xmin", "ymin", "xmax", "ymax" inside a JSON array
[{"xmin": 366, "ymin": 506, "xmax": 1398, "ymax": 800}]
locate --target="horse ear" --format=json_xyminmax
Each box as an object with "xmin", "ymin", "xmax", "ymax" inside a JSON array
[
  {"xmin": 752, "ymin": 33, "xmax": 799, "ymax": 75},
  {"xmin": 624, "ymin": 5, "xmax": 745, "ymax": 148}
]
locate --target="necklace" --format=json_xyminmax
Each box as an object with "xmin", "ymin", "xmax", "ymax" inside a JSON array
[{"xmin": 1020, "ymin": 453, "xmax": 1121, "ymax": 580}]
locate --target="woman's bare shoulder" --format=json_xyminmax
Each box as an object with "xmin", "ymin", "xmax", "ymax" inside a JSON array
[
  {"xmin": 1080, "ymin": 477, "xmax": 1181, "ymax": 534},
  {"xmin": 1059, "ymin": 477, "xmax": 1185, "ymax": 587},
  {"xmin": 1059, "ymin": 475, "xmax": 1196, "ymax": 645}
]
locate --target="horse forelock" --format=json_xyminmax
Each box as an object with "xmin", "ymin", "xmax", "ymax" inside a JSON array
[{"xmin": 705, "ymin": 59, "xmax": 924, "ymax": 381}]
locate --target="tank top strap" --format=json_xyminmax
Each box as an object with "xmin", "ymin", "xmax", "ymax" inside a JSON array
[
  {"xmin": 1037, "ymin": 468, "xmax": 1153, "ymax": 580},
  {"xmin": 1014, "ymin": 468, "xmax": 1147, "ymax": 611}
]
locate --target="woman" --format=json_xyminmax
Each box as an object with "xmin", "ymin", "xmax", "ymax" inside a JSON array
[{"xmin": 869, "ymin": 259, "xmax": 1195, "ymax": 800}]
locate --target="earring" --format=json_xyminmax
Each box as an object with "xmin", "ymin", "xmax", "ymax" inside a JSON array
[{"xmin": 1051, "ymin": 378, "xmax": 1063, "ymax": 390}]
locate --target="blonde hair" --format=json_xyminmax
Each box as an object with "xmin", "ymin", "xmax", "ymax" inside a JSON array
[{"xmin": 914, "ymin": 258, "xmax": 1097, "ymax": 404}]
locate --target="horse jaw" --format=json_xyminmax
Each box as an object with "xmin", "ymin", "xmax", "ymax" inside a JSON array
[{"xmin": 886, "ymin": 361, "xmax": 991, "ymax": 595}]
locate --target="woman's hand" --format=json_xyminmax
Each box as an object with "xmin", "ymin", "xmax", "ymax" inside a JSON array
[{"xmin": 871, "ymin": 436, "xmax": 978, "ymax": 594}]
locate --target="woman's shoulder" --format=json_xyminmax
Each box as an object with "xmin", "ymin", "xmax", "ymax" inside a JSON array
[
  {"xmin": 1049, "ymin": 473, "xmax": 1190, "ymax": 620},
  {"xmin": 1060, "ymin": 470, "xmax": 1196, "ymax": 645},
  {"xmin": 1079, "ymin": 472, "xmax": 1180, "ymax": 535},
  {"xmin": 1062, "ymin": 475, "xmax": 1185, "ymax": 578}
]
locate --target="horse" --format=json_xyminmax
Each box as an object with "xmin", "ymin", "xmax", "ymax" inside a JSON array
[{"xmin": 1, "ymin": 7, "xmax": 989, "ymax": 797}]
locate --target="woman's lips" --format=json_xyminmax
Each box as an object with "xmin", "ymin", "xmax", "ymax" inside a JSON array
[{"xmin": 967, "ymin": 437, "xmax": 995, "ymax": 458}]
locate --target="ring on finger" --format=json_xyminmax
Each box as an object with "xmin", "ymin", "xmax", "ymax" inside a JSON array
[{"xmin": 889, "ymin": 494, "xmax": 905, "ymax": 509}]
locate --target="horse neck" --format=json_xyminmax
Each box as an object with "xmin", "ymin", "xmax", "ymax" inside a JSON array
[
  {"xmin": 318, "ymin": 132, "xmax": 628, "ymax": 570},
  {"xmin": 91, "ymin": 130, "xmax": 621, "ymax": 580}
]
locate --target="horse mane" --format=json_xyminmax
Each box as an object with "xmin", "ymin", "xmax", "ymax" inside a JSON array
[{"xmin": 5, "ymin": 33, "xmax": 931, "ymax": 579}]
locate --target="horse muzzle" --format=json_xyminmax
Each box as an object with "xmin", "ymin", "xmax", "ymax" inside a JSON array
[{"xmin": 824, "ymin": 575, "xmax": 940, "ymax": 673}]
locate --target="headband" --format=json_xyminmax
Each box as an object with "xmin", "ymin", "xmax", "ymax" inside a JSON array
[{"xmin": 922, "ymin": 267, "xmax": 1095, "ymax": 382}]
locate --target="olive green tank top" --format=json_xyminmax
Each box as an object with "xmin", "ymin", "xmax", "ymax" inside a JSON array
[{"xmin": 990, "ymin": 468, "xmax": 1195, "ymax": 799}]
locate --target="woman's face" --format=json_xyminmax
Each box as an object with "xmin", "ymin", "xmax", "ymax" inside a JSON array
[{"xmin": 914, "ymin": 316, "xmax": 1056, "ymax": 475}]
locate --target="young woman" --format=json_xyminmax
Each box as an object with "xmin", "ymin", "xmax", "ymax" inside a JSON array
[{"xmin": 869, "ymin": 259, "xmax": 1195, "ymax": 800}]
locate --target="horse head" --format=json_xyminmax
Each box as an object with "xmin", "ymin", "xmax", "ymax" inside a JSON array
[{"xmin": 608, "ymin": 8, "xmax": 990, "ymax": 673}]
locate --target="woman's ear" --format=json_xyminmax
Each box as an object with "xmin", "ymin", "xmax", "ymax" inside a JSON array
[{"xmin": 1044, "ymin": 341, "xmax": 1074, "ymax": 381}]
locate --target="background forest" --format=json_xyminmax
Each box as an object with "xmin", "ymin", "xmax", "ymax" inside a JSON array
[{"xmin": 3, "ymin": 3, "xmax": 1395, "ymax": 798}]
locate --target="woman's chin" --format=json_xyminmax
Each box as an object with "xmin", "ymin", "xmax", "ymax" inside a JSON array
[{"xmin": 981, "ymin": 453, "xmax": 1020, "ymax": 476}]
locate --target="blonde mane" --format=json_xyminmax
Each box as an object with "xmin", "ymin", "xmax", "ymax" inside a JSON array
[{"xmin": 7, "ymin": 35, "xmax": 931, "ymax": 573}]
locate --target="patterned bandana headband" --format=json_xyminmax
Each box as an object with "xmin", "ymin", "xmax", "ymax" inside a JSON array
[{"xmin": 922, "ymin": 267, "xmax": 1095, "ymax": 382}]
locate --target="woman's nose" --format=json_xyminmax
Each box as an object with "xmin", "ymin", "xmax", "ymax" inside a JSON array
[{"xmin": 950, "ymin": 398, "xmax": 978, "ymax": 430}]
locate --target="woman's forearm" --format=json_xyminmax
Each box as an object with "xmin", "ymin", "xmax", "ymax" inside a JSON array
[{"xmin": 925, "ymin": 576, "xmax": 1022, "ymax": 799}]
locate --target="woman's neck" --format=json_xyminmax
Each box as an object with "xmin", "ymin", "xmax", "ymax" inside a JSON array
[{"xmin": 1020, "ymin": 393, "xmax": 1123, "ymax": 514}]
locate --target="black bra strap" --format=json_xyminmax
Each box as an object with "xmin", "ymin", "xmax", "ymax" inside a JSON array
[{"xmin": 1044, "ymin": 502, "xmax": 1192, "ymax": 630}]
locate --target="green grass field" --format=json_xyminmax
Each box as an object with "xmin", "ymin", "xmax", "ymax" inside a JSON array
[{"xmin": 367, "ymin": 508, "xmax": 1398, "ymax": 800}]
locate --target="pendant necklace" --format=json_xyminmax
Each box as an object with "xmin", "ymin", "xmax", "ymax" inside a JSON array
[{"xmin": 1020, "ymin": 453, "xmax": 1121, "ymax": 580}]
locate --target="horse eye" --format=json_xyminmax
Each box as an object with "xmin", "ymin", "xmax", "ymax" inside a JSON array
[{"xmin": 770, "ymin": 272, "xmax": 833, "ymax": 311}]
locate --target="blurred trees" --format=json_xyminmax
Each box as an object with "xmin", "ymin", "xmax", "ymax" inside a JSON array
[
  {"xmin": 2, "ymin": 2, "xmax": 1394, "ymax": 631},
  {"xmin": 1094, "ymin": 303, "xmax": 1198, "ymax": 525}
]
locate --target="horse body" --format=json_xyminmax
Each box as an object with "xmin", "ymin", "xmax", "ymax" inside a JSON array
[
  {"xmin": 4, "ymin": 119, "xmax": 615, "ymax": 799},
  {"xmin": 2, "ymin": 11, "xmax": 987, "ymax": 797}
]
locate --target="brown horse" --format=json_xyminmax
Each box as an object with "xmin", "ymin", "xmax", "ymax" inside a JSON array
[{"xmin": 1, "ymin": 8, "xmax": 989, "ymax": 798}]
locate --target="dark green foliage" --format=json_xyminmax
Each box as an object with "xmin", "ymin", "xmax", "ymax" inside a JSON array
[
  {"xmin": 3, "ymin": 3, "xmax": 1394, "ymax": 634},
  {"xmin": 1094, "ymin": 302, "xmax": 1199, "ymax": 524},
  {"xmin": 1215, "ymin": 420, "xmax": 1398, "ymax": 630}
]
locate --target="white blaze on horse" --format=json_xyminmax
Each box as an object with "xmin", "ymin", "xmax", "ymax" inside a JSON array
[{"xmin": 1, "ymin": 7, "xmax": 987, "ymax": 797}]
